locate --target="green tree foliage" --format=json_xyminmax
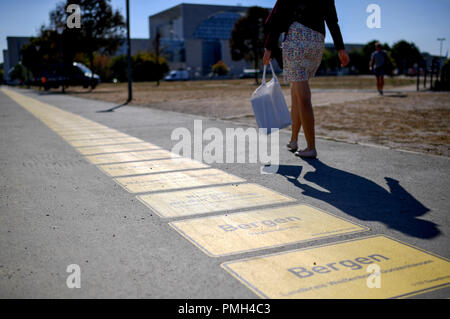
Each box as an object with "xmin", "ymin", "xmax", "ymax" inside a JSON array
[
  {"xmin": 21, "ymin": 28, "xmax": 64, "ymax": 74},
  {"xmin": 50, "ymin": 0, "xmax": 125, "ymax": 73},
  {"xmin": 10, "ymin": 64, "xmax": 28, "ymax": 83},
  {"xmin": 132, "ymin": 52, "xmax": 169, "ymax": 82},
  {"xmin": 22, "ymin": 0, "xmax": 125, "ymax": 78},
  {"xmin": 211, "ymin": 61, "xmax": 230, "ymax": 76},
  {"xmin": 390, "ymin": 40, "xmax": 421, "ymax": 75},
  {"xmin": 230, "ymin": 6, "xmax": 269, "ymax": 84},
  {"xmin": 319, "ymin": 49, "xmax": 339, "ymax": 73}
]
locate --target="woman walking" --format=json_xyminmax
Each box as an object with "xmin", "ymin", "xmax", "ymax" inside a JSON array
[{"xmin": 263, "ymin": 0, "xmax": 349, "ymax": 159}]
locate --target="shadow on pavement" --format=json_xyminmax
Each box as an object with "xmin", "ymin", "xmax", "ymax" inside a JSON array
[{"xmin": 264, "ymin": 160, "xmax": 439, "ymax": 239}]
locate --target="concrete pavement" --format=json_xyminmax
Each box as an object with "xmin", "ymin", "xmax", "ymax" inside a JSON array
[{"xmin": 0, "ymin": 86, "xmax": 449, "ymax": 298}]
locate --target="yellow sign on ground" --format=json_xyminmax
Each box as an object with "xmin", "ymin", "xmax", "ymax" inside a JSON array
[
  {"xmin": 68, "ymin": 137, "xmax": 144, "ymax": 147},
  {"xmin": 99, "ymin": 158, "xmax": 209, "ymax": 177},
  {"xmin": 54, "ymin": 127, "xmax": 118, "ymax": 134},
  {"xmin": 61, "ymin": 132, "xmax": 131, "ymax": 141},
  {"xmin": 85, "ymin": 149, "xmax": 178, "ymax": 165},
  {"xmin": 221, "ymin": 235, "xmax": 450, "ymax": 299},
  {"xmin": 138, "ymin": 184, "xmax": 296, "ymax": 218},
  {"xmin": 170, "ymin": 205, "xmax": 368, "ymax": 257},
  {"xmin": 52, "ymin": 126, "xmax": 107, "ymax": 132},
  {"xmin": 76, "ymin": 142, "xmax": 159, "ymax": 155},
  {"xmin": 115, "ymin": 168, "xmax": 245, "ymax": 193}
]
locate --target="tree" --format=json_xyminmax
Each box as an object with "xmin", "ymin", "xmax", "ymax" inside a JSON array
[
  {"xmin": 230, "ymin": 6, "xmax": 269, "ymax": 84},
  {"xmin": 391, "ymin": 40, "xmax": 421, "ymax": 75},
  {"xmin": 48, "ymin": 0, "xmax": 125, "ymax": 76},
  {"xmin": 21, "ymin": 28, "xmax": 66, "ymax": 73},
  {"xmin": 10, "ymin": 64, "xmax": 28, "ymax": 83}
]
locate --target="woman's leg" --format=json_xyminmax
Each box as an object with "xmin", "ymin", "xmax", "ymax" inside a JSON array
[
  {"xmin": 290, "ymin": 84, "xmax": 302, "ymax": 142},
  {"xmin": 292, "ymin": 81, "xmax": 315, "ymax": 151}
]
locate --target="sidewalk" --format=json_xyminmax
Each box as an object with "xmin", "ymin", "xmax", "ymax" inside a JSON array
[{"xmin": 1, "ymin": 86, "xmax": 449, "ymax": 298}]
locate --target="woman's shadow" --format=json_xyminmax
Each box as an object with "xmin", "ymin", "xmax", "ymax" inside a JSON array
[{"xmin": 264, "ymin": 159, "xmax": 439, "ymax": 239}]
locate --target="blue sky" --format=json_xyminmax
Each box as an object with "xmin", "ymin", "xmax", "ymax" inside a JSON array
[{"xmin": 1, "ymin": 0, "xmax": 449, "ymax": 63}]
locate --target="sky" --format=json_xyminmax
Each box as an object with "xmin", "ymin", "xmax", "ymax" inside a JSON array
[{"xmin": 1, "ymin": 0, "xmax": 450, "ymax": 64}]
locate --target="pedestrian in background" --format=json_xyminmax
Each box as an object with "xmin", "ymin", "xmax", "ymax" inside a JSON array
[
  {"xmin": 263, "ymin": 0, "xmax": 349, "ymax": 159},
  {"xmin": 370, "ymin": 42, "xmax": 389, "ymax": 95}
]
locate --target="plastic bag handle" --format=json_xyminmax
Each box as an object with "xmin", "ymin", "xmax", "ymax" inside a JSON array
[{"xmin": 262, "ymin": 61, "xmax": 277, "ymax": 85}]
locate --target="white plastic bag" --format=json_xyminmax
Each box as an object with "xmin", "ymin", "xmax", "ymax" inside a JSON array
[{"xmin": 251, "ymin": 62, "xmax": 291, "ymax": 135}]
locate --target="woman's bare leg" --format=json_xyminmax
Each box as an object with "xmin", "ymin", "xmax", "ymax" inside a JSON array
[
  {"xmin": 292, "ymin": 81, "xmax": 315, "ymax": 150},
  {"xmin": 290, "ymin": 84, "xmax": 302, "ymax": 142}
]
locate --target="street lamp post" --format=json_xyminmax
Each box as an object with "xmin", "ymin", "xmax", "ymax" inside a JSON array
[
  {"xmin": 126, "ymin": 0, "xmax": 132, "ymax": 102},
  {"xmin": 437, "ymin": 38, "xmax": 446, "ymax": 81},
  {"xmin": 56, "ymin": 26, "xmax": 65, "ymax": 93}
]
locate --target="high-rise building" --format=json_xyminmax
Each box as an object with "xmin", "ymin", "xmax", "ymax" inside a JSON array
[{"xmin": 149, "ymin": 3, "xmax": 250, "ymax": 76}]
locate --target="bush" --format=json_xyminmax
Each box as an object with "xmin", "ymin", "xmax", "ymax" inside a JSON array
[
  {"xmin": 109, "ymin": 53, "xmax": 169, "ymax": 82},
  {"xmin": 132, "ymin": 52, "xmax": 169, "ymax": 82},
  {"xmin": 93, "ymin": 54, "xmax": 113, "ymax": 82},
  {"xmin": 211, "ymin": 61, "xmax": 230, "ymax": 76}
]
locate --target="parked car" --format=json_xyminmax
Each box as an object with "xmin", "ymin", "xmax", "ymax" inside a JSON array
[
  {"xmin": 164, "ymin": 70, "xmax": 189, "ymax": 81},
  {"xmin": 33, "ymin": 62, "xmax": 100, "ymax": 90},
  {"xmin": 239, "ymin": 69, "xmax": 261, "ymax": 79}
]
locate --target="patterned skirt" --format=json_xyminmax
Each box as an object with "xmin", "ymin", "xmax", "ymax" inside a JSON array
[{"xmin": 282, "ymin": 22, "xmax": 325, "ymax": 82}]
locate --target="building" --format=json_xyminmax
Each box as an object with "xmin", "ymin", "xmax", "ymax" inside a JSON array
[
  {"xmin": 149, "ymin": 3, "xmax": 250, "ymax": 76},
  {"xmin": 114, "ymin": 38, "xmax": 152, "ymax": 56},
  {"xmin": 3, "ymin": 36, "xmax": 31, "ymax": 81}
]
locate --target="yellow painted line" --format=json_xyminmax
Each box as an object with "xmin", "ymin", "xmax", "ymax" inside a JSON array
[
  {"xmin": 170, "ymin": 204, "xmax": 368, "ymax": 257},
  {"xmin": 68, "ymin": 137, "xmax": 144, "ymax": 147},
  {"xmin": 221, "ymin": 235, "xmax": 450, "ymax": 299},
  {"xmin": 85, "ymin": 149, "xmax": 178, "ymax": 165},
  {"xmin": 138, "ymin": 183, "xmax": 296, "ymax": 218},
  {"xmin": 76, "ymin": 142, "xmax": 160, "ymax": 155},
  {"xmin": 115, "ymin": 168, "xmax": 245, "ymax": 193},
  {"xmin": 99, "ymin": 157, "xmax": 209, "ymax": 177}
]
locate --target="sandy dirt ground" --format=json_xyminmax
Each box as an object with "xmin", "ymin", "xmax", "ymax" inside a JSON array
[{"xmin": 57, "ymin": 77, "xmax": 449, "ymax": 157}]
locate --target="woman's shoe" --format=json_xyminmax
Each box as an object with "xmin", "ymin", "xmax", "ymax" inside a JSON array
[
  {"xmin": 287, "ymin": 141, "xmax": 298, "ymax": 152},
  {"xmin": 295, "ymin": 148, "xmax": 317, "ymax": 159}
]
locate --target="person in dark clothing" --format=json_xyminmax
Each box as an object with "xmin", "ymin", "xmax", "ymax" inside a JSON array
[
  {"xmin": 263, "ymin": 0, "xmax": 349, "ymax": 159},
  {"xmin": 370, "ymin": 42, "xmax": 389, "ymax": 95}
]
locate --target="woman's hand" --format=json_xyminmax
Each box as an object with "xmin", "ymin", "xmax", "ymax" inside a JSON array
[
  {"xmin": 338, "ymin": 50, "xmax": 350, "ymax": 67},
  {"xmin": 263, "ymin": 49, "xmax": 272, "ymax": 66}
]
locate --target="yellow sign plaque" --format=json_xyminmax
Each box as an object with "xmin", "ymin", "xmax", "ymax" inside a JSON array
[
  {"xmin": 61, "ymin": 132, "xmax": 130, "ymax": 141},
  {"xmin": 99, "ymin": 158, "xmax": 209, "ymax": 177},
  {"xmin": 221, "ymin": 236, "xmax": 450, "ymax": 299},
  {"xmin": 54, "ymin": 127, "xmax": 117, "ymax": 134},
  {"xmin": 115, "ymin": 168, "xmax": 245, "ymax": 193},
  {"xmin": 68, "ymin": 137, "xmax": 144, "ymax": 147},
  {"xmin": 170, "ymin": 205, "xmax": 368, "ymax": 257},
  {"xmin": 76, "ymin": 142, "xmax": 159, "ymax": 155},
  {"xmin": 138, "ymin": 183, "xmax": 296, "ymax": 218},
  {"xmin": 85, "ymin": 149, "xmax": 178, "ymax": 165}
]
